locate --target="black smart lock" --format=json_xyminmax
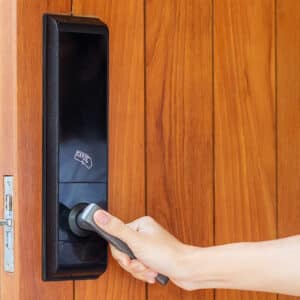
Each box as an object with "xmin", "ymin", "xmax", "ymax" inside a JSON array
[{"xmin": 42, "ymin": 15, "xmax": 109, "ymax": 280}]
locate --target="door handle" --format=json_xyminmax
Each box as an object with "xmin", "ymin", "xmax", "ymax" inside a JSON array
[{"xmin": 77, "ymin": 203, "xmax": 169, "ymax": 285}]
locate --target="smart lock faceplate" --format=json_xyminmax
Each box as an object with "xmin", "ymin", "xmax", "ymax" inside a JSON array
[{"xmin": 43, "ymin": 15, "xmax": 108, "ymax": 281}]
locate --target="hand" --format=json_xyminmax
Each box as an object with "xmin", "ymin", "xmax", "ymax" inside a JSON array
[
  {"xmin": 93, "ymin": 210, "xmax": 300, "ymax": 295},
  {"xmin": 93, "ymin": 210, "xmax": 190, "ymax": 286}
]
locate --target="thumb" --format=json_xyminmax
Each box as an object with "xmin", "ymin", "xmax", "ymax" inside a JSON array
[{"xmin": 93, "ymin": 210, "xmax": 137, "ymax": 244}]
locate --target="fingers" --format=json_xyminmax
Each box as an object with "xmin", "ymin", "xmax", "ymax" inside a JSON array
[
  {"xmin": 93, "ymin": 210, "xmax": 138, "ymax": 243},
  {"xmin": 126, "ymin": 219, "xmax": 140, "ymax": 231},
  {"xmin": 110, "ymin": 245, "xmax": 157, "ymax": 284},
  {"xmin": 111, "ymin": 246, "xmax": 130, "ymax": 266},
  {"xmin": 130, "ymin": 264, "xmax": 157, "ymax": 284},
  {"xmin": 94, "ymin": 211, "xmax": 160, "ymax": 283},
  {"xmin": 127, "ymin": 216, "xmax": 157, "ymax": 234},
  {"xmin": 121, "ymin": 259, "xmax": 157, "ymax": 284}
]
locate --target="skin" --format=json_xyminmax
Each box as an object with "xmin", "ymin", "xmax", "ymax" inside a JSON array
[{"xmin": 94, "ymin": 210, "xmax": 300, "ymax": 296}]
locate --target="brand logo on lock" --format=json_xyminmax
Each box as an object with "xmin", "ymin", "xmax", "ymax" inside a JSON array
[{"xmin": 74, "ymin": 150, "xmax": 93, "ymax": 170}]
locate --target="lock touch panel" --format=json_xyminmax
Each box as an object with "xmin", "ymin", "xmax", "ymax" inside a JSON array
[
  {"xmin": 59, "ymin": 31, "xmax": 107, "ymax": 182},
  {"xmin": 43, "ymin": 15, "xmax": 109, "ymax": 281}
]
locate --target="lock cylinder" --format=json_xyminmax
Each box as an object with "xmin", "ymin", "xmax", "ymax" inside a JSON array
[{"xmin": 68, "ymin": 203, "xmax": 91, "ymax": 237}]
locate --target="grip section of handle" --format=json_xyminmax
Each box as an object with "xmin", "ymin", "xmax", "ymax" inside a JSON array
[
  {"xmin": 77, "ymin": 203, "xmax": 169, "ymax": 285},
  {"xmin": 108, "ymin": 235, "xmax": 169, "ymax": 285}
]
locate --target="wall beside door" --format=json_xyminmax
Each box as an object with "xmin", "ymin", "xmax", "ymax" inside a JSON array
[{"xmin": 0, "ymin": 0, "xmax": 300, "ymax": 300}]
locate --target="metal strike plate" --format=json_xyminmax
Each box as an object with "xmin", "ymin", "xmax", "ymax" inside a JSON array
[{"xmin": 3, "ymin": 176, "xmax": 14, "ymax": 272}]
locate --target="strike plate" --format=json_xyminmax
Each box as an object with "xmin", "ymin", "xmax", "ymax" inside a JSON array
[{"xmin": 3, "ymin": 176, "xmax": 14, "ymax": 272}]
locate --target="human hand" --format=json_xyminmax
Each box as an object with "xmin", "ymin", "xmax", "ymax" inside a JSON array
[
  {"xmin": 93, "ymin": 210, "xmax": 191, "ymax": 286},
  {"xmin": 93, "ymin": 211, "xmax": 300, "ymax": 295}
]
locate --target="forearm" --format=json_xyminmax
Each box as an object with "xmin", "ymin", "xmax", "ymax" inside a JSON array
[{"xmin": 180, "ymin": 235, "xmax": 300, "ymax": 295}]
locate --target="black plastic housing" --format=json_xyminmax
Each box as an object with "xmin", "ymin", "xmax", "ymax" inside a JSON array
[{"xmin": 43, "ymin": 14, "xmax": 109, "ymax": 281}]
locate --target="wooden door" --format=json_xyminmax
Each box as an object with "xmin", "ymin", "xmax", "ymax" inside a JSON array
[{"xmin": 0, "ymin": 1, "xmax": 299, "ymax": 300}]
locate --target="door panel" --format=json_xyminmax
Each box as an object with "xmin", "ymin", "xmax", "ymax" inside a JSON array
[
  {"xmin": 1, "ymin": 1, "xmax": 300, "ymax": 299},
  {"xmin": 146, "ymin": 1, "xmax": 213, "ymax": 299},
  {"xmin": 214, "ymin": 1, "xmax": 276, "ymax": 300},
  {"xmin": 72, "ymin": 1, "xmax": 146, "ymax": 300},
  {"xmin": 278, "ymin": 1, "xmax": 300, "ymax": 300}
]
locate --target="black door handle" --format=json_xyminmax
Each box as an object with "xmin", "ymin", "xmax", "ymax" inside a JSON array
[{"xmin": 77, "ymin": 203, "xmax": 169, "ymax": 285}]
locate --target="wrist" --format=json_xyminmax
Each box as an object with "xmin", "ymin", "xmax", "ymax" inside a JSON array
[
  {"xmin": 173, "ymin": 243, "xmax": 234, "ymax": 290},
  {"xmin": 178, "ymin": 242, "xmax": 269, "ymax": 290}
]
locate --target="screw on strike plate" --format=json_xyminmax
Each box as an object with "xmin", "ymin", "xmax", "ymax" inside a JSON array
[
  {"xmin": 0, "ymin": 195, "xmax": 13, "ymax": 227},
  {"xmin": 0, "ymin": 219, "xmax": 10, "ymax": 226}
]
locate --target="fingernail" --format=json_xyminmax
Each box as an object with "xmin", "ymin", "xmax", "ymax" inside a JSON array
[
  {"xmin": 147, "ymin": 278, "xmax": 155, "ymax": 284},
  {"xmin": 94, "ymin": 210, "xmax": 110, "ymax": 225}
]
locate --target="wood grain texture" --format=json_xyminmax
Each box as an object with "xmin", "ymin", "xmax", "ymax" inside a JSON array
[
  {"xmin": 72, "ymin": 1, "xmax": 146, "ymax": 300},
  {"xmin": 0, "ymin": 1, "xmax": 16, "ymax": 300},
  {"xmin": 0, "ymin": 1, "xmax": 298, "ymax": 300},
  {"xmin": 16, "ymin": 1, "xmax": 73, "ymax": 299},
  {"xmin": 146, "ymin": 0, "xmax": 213, "ymax": 299},
  {"xmin": 277, "ymin": 1, "xmax": 300, "ymax": 300},
  {"xmin": 214, "ymin": 1, "xmax": 276, "ymax": 300}
]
